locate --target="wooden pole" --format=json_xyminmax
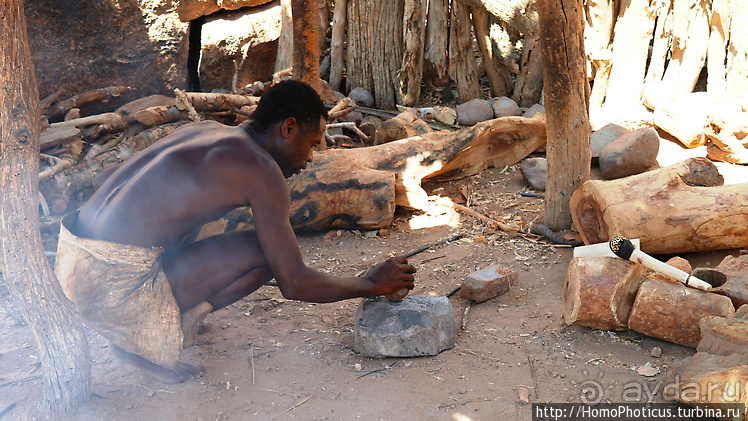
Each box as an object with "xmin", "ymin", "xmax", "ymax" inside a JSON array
[
  {"xmin": 538, "ymin": 0, "xmax": 591, "ymax": 230},
  {"xmin": 0, "ymin": 0, "xmax": 91, "ymax": 414},
  {"xmin": 292, "ymin": 0, "xmax": 322, "ymax": 91},
  {"xmin": 274, "ymin": 0, "xmax": 294, "ymax": 73},
  {"xmin": 399, "ymin": 0, "xmax": 427, "ymax": 106},
  {"xmin": 329, "ymin": 0, "xmax": 347, "ymax": 91}
]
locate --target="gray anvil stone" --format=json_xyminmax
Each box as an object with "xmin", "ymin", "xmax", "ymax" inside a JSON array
[{"xmin": 353, "ymin": 295, "xmax": 456, "ymax": 358}]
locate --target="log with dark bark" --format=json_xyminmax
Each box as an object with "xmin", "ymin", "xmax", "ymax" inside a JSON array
[
  {"xmin": 628, "ymin": 280, "xmax": 735, "ymax": 348},
  {"xmin": 570, "ymin": 157, "xmax": 748, "ymax": 255},
  {"xmin": 538, "ymin": 0, "xmax": 590, "ymax": 230},
  {"xmin": 0, "ymin": 0, "xmax": 91, "ymax": 414},
  {"xmin": 563, "ymin": 256, "xmax": 647, "ymax": 331},
  {"xmin": 206, "ymin": 115, "xmax": 547, "ymax": 233}
]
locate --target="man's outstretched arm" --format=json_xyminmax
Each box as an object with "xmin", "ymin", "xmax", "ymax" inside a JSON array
[{"xmin": 247, "ymin": 165, "xmax": 416, "ymax": 302}]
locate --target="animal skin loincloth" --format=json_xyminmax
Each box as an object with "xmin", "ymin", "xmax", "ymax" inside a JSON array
[{"xmin": 55, "ymin": 213, "xmax": 183, "ymax": 369}]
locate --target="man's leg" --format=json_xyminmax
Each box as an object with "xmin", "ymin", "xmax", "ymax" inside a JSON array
[{"xmin": 162, "ymin": 229, "xmax": 273, "ymax": 312}]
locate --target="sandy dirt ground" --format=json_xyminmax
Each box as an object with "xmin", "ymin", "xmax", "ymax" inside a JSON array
[{"xmin": 0, "ymin": 164, "xmax": 740, "ymax": 421}]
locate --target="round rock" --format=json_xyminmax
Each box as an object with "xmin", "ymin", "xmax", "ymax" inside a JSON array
[
  {"xmin": 348, "ymin": 87, "xmax": 375, "ymax": 107},
  {"xmin": 456, "ymin": 99, "xmax": 494, "ymax": 126},
  {"xmin": 491, "ymin": 96, "xmax": 522, "ymax": 117},
  {"xmin": 599, "ymin": 127, "xmax": 660, "ymax": 180}
]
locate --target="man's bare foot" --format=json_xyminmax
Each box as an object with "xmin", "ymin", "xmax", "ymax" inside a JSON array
[
  {"xmin": 181, "ymin": 301, "xmax": 213, "ymax": 347},
  {"xmin": 111, "ymin": 345, "xmax": 198, "ymax": 384}
]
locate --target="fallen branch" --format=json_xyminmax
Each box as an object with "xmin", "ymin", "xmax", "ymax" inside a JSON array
[
  {"xmin": 452, "ymin": 203, "xmax": 518, "ymax": 233},
  {"xmin": 135, "ymin": 105, "xmax": 189, "ymax": 126},
  {"xmin": 326, "ymin": 122, "xmax": 369, "ymax": 142},
  {"xmin": 45, "ymin": 86, "xmax": 132, "ymax": 120},
  {"xmin": 271, "ymin": 396, "xmax": 312, "ymax": 420},
  {"xmin": 175, "ymin": 89, "xmax": 201, "ymax": 122},
  {"xmin": 49, "ymin": 112, "xmax": 123, "ymax": 129},
  {"xmin": 461, "ymin": 300, "xmax": 472, "ymax": 330}
]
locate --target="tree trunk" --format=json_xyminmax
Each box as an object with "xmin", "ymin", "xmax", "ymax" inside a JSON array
[
  {"xmin": 424, "ymin": 0, "xmax": 449, "ymax": 82},
  {"xmin": 642, "ymin": 0, "xmax": 674, "ymax": 109},
  {"xmin": 449, "ymin": 0, "xmax": 481, "ymax": 103},
  {"xmin": 328, "ymin": 0, "xmax": 346, "ymax": 91},
  {"xmin": 511, "ymin": 31, "xmax": 544, "ymax": 107},
  {"xmin": 399, "ymin": 0, "xmax": 427, "ymax": 106},
  {"xmin": 658, "ymin": 0, "xmax": 710, "ymax": 100},
  {"xmin": 455, "ymin": 0, "xmax": 538, "ymax": 34},
  {"xmin": 292, "ymin": 0, "xmax": 324, "ymax": 96},
  {"xmin": 346, "ymin": 0, "xmax": 404, "ymax": 107},
  {"xmin": 726, "ymin": 0, "xmax": 748, "ymax": 103},
  {"xmin": 538, "ymin": 0, "xmax": 590, "ymax": 230},
  {"xmin": 472, "ymin": 7, "xmax": 512, "ymax": 97},
  {"xmin": 603, "ymin": 0, "xmax": 656, "ymax": 114},
  {"xmin": 570, "ymin": 158, "xmax": 748, "ymax": 255},
  {"xmin": 274, "ymin": 0, "xmax": 294, "ymax": 73},
  {"xmin": 706, "ymin": 0, "xmax": 733, "ymax": 99},
  {"xmin": 0, "ymin": 0, "xmax": 91, "ymax": 414},
  {"xmin": 583, "ymin": 0, "xmax": 615, "ymax": 59}
]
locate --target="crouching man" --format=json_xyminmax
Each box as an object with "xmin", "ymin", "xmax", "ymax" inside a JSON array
[{"xmin": 55, "ymin": 81, "xmax": 416, "ymax": 383}]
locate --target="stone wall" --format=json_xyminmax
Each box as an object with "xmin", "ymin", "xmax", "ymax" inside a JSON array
[{"xmin": 25, "ymin": 0, "xmax": 189, "ymax": 111}]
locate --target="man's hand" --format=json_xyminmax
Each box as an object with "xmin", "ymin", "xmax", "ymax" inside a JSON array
[{"xmin": 364, "ymin": 256, "xmax": 417, "ymax": 296}]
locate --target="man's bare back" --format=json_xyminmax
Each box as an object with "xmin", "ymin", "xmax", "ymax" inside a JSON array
[{"xmin": 75, "ymin": 121, "xmax": 269, "ymax": 250}]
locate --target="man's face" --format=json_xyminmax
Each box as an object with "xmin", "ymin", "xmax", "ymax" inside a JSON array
[{"xmin": 275, "ymin": 117, "xmax": 325, "ymax": 178}]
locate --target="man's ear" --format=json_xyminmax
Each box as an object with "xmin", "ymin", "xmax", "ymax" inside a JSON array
[{"xmin": 280, "ymin": 117, "xmax": 297, "ymax": 139}]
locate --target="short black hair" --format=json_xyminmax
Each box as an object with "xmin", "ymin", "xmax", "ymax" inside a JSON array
[{"xmin": 250, "ymin": 80, "xmax": 328, "ymax": 132}]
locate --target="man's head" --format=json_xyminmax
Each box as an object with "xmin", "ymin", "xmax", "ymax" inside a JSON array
[{"xmin": 249, "ymin": 80, "xmax": 328, "ymax": 177}]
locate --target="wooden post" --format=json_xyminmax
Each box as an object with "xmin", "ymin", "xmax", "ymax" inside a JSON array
[
  {"xmin": 424, "ymin": 0, "xmax": 449, "ymax": 82},
  {"xmin": 274, "ymin": 0, "xmax": 294, "ymax": 73},
  {"xmin": 472, "ymin": 7, "xmax": 511, "ymax": 97},
  {"xmin": 449, "ymin": 0, "xmax": 481, "ymax": 103},
  {"xmin": 726, "ymin": 1, "xmax": 748, "ymax": 104},
  {"xmin": 328, "ymin": 0, "xmax": 347, "ymax": 91},
  {"xmin": 346, "ymin": 0, "xmax": 404, "ymax": 108},
  {"xmin": 399, "ymin": 0, "xmax": 427, "ymax": 106},
  {"xmin": 292, "ymin": 0, "xmax": 323, "ymax": 93},
  {"xmin": 603, "ymin": 0, "xmax": 656, "ymax": 114},
  {"xmin": 537, "ymin": 0, "xmax": 591, "ymax": 230},
  {"xmin": 0, "ymin": 0, "xmax": 91, "ymax": 413}
]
